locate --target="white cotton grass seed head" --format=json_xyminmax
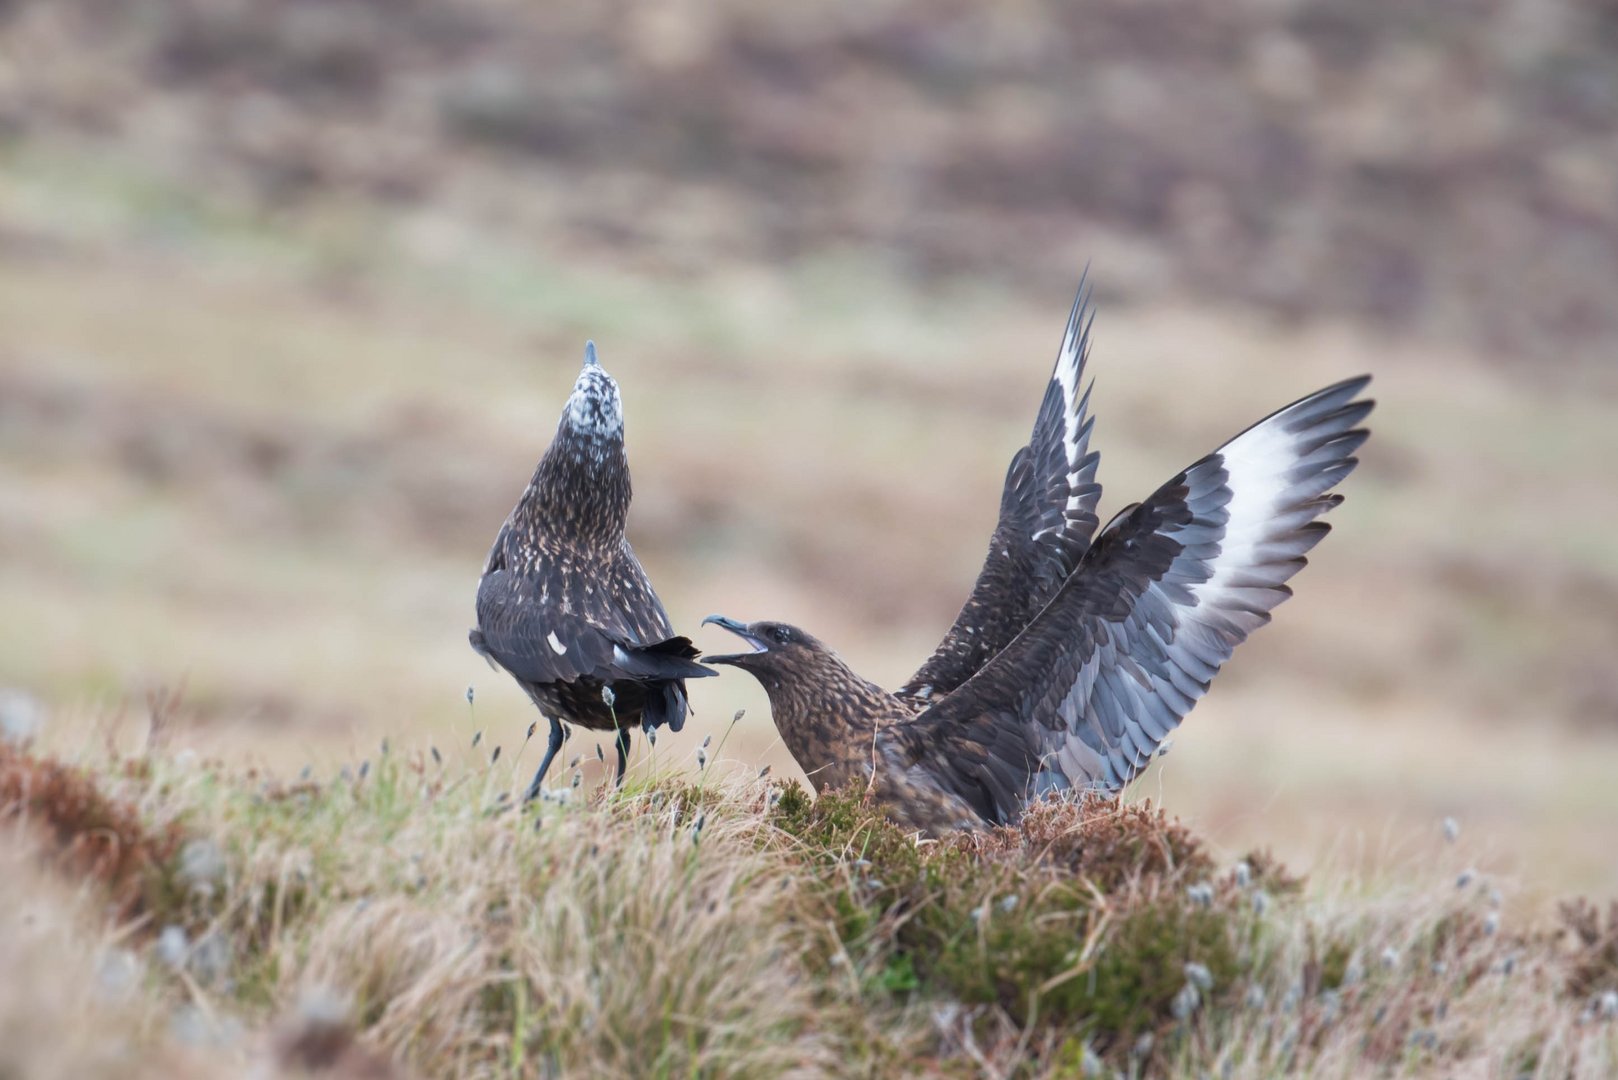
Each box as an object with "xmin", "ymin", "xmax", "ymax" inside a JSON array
[
  {"xmin": 1170, "ymin": 982, "xmax": 1200, "ymax": 1020},
  {"xmin": 1381, "ymin": 946, "xmax": 1400, "ymax": 969},
  {"xmin": 697, "ymin": 748, "xmax": 708, "ymax": 769},
  {"xmin": 1234, "ymin": 860, "xmax": 1252, "ymax": 888},
  {"xmin": 1319, "ymin": 988, "xmax": 1342, "ymax": 1025},
  {"xmin": 1184, "ymin": 962, "xmax": 1213, "ymax": 990},
  {"xmin": 179, "ymin": 838, "xmax": 226, "ymax": 892},
  {"xmin": 96, "ymin": 947, "xmax": 140, "ymax": 1001},
  {"xmin": 1484, "ymin": 912, "xmax": 1500, "ymax": 936},
  {"xmin": 0, "ymin": 688, "xmax": 45, "ymax": 747},
  {"xmin": 157, "ymin": 925, "xmax": 188, "ymax": 969},
  {"xmin": 601, "ymin": 685, "xmax": 616, "ymax": 707},
  {"xmin": 1456, "ymin": 868, "xmax": 1476, "ymax": 889},
  {"xmin": 1443, "ymin": 816, "xmax": 1459, "ymax": 843},
  {"xmin": 190, "ymin": 934, "xmax": 231, "ymax": 986}
]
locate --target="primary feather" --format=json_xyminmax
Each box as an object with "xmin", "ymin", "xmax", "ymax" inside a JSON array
[{"xmin": 899, "ymin": 276, "xmax": 1102, "ymax": 705}]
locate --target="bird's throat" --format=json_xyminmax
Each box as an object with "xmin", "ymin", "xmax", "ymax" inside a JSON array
[
  {"xmin": 764, "ymin": 665, "xmax": 909, "ymax": 793},
  {"xmin": 521, "ymin": 434, "xmax": 632, "ymax": 549}
]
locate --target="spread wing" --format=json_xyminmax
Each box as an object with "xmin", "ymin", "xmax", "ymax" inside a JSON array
[
  {"xmin": 897, "ymin": 280, "xmax": 1103, "ymax": 704},
  {"xmin": 472, "ymin": 535, "xmax": 711, "ymax": 687},
  {"xmin": 887, "ymin": 376, "xmax": 1373, "ymax": 825}
]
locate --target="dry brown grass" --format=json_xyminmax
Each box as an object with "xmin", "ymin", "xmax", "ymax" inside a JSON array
[
  {"xmin": 2, "ymin": 741, "xmax": 1616, "ymax": 1077},
  {"xmin": 0, "ymin": 836, "xmax": 210, "ymax": 1080},
  {"xmin": 0, "ymin": 741, "xmax": 183, "ymax": 922}
]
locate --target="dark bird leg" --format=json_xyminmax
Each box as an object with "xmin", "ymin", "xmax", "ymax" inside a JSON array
[
  {"xmin": 613, "ymin": 726, "xmax": 632, "ymax": 786},
  {"xmin": 523, "ymin": 716, "xmax": 565, "ymax": 803}
]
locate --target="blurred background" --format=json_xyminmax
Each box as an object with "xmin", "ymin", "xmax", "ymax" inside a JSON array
[{"xmin": 2, "ymin": 1, "xmax": 1615, "ymax": 900}]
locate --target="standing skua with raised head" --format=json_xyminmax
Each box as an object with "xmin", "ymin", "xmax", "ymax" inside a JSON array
[
  {"xmin": 704, "ymin": 286, "xmax": 1372, "ymax": 834},
  {"xmin": 472, "ymin": 342, "xmax": 713, "ymax": 801}
]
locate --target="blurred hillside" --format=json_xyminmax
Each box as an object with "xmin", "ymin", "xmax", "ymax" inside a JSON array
[
  {"xmin": 2, "ymin": 0, "xmax": 1617, "ymax": 898},
  {"xmin": 5, "ymin": 0, "xmax": 1618, "ymax": 371}
]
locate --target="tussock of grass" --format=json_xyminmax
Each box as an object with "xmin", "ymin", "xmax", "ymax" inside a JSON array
[
  {"xmin": 0, "ymin": 742, "xmax": 185, "ymax": 921},
  {"xmin": 2, "ymin": 744, "xmax": 1617, "ymax": 1077}
]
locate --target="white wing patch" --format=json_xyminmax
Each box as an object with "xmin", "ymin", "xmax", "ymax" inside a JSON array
[
  {"xmin": 547, "ymin": 631, "xmax": 568, "ymax": 655},
  {"xmin": 1053, "ymin": 283, "xmax": 1099, "ymax": 519},
  {"xmin": 1189, "ymin": 419, "xmax": 1294, "ymax": 610},
  {"xmin": 1189, "ymin": 383, "xmax": 1366, "ymax": 614}
]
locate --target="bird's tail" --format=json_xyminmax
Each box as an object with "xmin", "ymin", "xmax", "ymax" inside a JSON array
[
  {"xmin": 613, "ymin": 635, "xmax": 716, "ymax": 681},
  {"xmin": 640, "ymin": 680, "xmax": 690, "ymax": 734}
]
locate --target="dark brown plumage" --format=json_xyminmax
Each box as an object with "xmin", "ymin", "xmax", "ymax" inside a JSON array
[
  {"xmin": 705, "ymin": 287, "xmax": 1373, "ymax": 835},
  {"xmin": 471, "ymin": 342, "xmax": 713, "ymax": 800}
]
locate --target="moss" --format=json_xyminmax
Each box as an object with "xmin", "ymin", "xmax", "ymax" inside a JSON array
[
  {"xmin": 771, "ymin": 781, "xmax": 1262, "ymax": 1066},
  {"xmin": 925, "ymin": 880, "xmax": 1097, "ymax": 1018},
  {"xmin": 1074, "ymin": 902, "xmax": 1240, "ymax": 1047}
]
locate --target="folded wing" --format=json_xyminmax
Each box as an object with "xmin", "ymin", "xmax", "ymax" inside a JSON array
[
  {"xmin": 890, "ymin": 375, "xmax": 1373, "ymax": 824},
  {"xmin": 472, "ymin": 541, "xmax": 713, "ymax": 691},
  {"xmin": 898, "ymin": 280, "xmax": 1103, "ymax": 704}
]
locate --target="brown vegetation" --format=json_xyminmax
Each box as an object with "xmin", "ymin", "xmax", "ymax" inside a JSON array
[
  {"xmin": 0, "ymin": 741, "xmax": 1614, "ymax": 1075},
  {"xmin": 0, "ymin": 741, "xmax": 184, "ymax": 921}
]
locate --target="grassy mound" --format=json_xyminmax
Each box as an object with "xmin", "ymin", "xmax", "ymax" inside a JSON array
[{"xmin": 2, "ymin": 740, "xmax": 1615, "ymax": 1078}]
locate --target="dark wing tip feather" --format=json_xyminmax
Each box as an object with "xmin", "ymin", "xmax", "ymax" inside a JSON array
[{"xmin": 897, "ymin": 273, "xmax": 1107, "ymax": 702}]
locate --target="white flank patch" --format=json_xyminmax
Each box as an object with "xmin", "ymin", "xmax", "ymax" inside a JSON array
[{"xmin": 547, "ymin": 631, "xmax": 568, "ymax": 655}]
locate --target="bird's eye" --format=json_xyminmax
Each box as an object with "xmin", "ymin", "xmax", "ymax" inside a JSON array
[{"xmin": 771, "ymin": 627, "xmax": 792, "ymax": 645}]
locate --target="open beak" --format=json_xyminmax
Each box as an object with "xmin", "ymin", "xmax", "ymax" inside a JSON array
[{"xmin": 701, "ymin": 614, "xmax": 769, "ymax": 666}]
